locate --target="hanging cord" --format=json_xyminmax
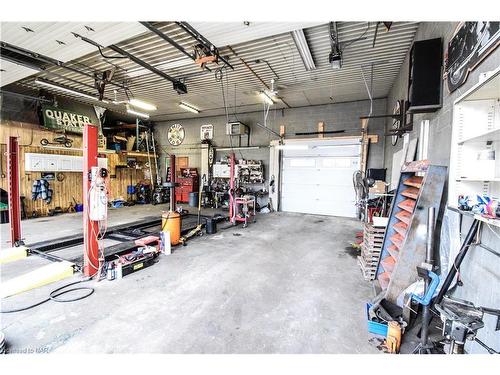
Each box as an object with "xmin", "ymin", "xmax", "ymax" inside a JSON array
[
  {"xmin": 215, "ymin": 67, "xmax": 245, "ymax": 158},
  {"xmin": 215, "ymin": 67, "xmax": 229, "ymax": 124},
  {"xmin": 1, "ymin": 278, "xmax": 95, "ymax": 314},
  {"xmin": 340, "ymin": 22, "xmax": 371, "ymax": 50}
]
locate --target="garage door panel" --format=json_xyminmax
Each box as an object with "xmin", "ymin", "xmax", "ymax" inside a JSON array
[
  {"xmin": 282, "ymin": 170, "xmax": 356, "ymax": 187},
  {"xmin": 282, "ymin": 168, "xmax": 357, "ymax": 185},
  {"xmin": 281, "ymin": 143, "xmax": 360, "ymax": 217},
  {"xmin": 282, "ymin": 199, "xmax": 356, "ymax": 217},
  {"xmin": 281, "ymin": 184, "xmax": 355, "ymax": 198}
]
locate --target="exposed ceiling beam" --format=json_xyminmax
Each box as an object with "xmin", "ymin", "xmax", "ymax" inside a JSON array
[
  {"xmin": 72, "ymin": 32, "xmax": 183, "ymax": 88},
  {"xmin": 0, "ymin": 89, "xmax": 53, "ymax": 103},
  {"xmin": 1, "ymin": 41, "xmax": 128, "ymax": 91},
  {"xmin": 139, "ymin": 21, "xmax": 211, "ymax": 73}
]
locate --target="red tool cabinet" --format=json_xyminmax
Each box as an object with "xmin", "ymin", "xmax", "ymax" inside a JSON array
[{"xmin": 175, "ymin": 169, "xmax": 199, "ymax": 203}]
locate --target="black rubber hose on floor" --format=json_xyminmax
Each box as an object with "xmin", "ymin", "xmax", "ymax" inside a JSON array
[{"xmin": 1, "ymin": 278, "xmax": 95, "ymax": 314}]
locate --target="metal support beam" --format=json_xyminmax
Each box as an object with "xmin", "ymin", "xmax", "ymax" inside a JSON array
[
  {"xmin": 83, "ymin": 124, "xmax": 99, "ymax": 277},
  {"xmin": 255, "ymin": 122, "xmax": 282, "ymax": 139},
  {"xmin": 169, "ymin": 154, "xmax": 176, "ymax": 212},
  {"xmin": 140, "ymin": 22, "xmax": 211, "ymax": 72},
  {"xmin": 432, "ymin": 219, "xmax": 481, "ymax": 308},
  {"xmin": 72, "ymin": 33, "xmax": 182, "ymax": 86},
  {"xmin": 1, "ymin": 41, "xmax": 128, "ymax": 91},
  {"xmin": 7, "ymin": 136, "xmax": 22, "ymax": 246},
  {"xmin": 229, "ymin": 152, "xmax": 236, "ymax": 224},
  {"xmin": 0, "ymin": 90, "xmax": 53, "ymax": 103}
]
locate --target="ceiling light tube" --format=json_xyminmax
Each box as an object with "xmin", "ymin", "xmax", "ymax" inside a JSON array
[
  {"xmin": 179, "ymin": 101, "xmax": 200, "ymax": 114},
  {"xmin": 291, "ymin": 29, "xmax": 316, "ymax": 71},
  {"xmin": 260, "ymin": 91, "xmax": 274, "ymax": 105},
  {"xmin": 128, "ymin": 98, "xmax": 157, "ymax": 111},
  {"xmin": 127, "ymin": 108, "xmax": 150, "ymax": 119},
  {"xmin": 35, "ymin": 78, "xmax": 99, "ymax": 101}
]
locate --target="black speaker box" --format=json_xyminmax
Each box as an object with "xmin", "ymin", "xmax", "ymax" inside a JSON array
[{"xmin": 407, "ymin": 38, "xmax": 443, "ymax": 113}]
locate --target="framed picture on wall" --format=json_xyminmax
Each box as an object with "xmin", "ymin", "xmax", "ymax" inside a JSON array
[{"xmin": 201, "ymin": 124, "xmax": 213, "ymax": 140}]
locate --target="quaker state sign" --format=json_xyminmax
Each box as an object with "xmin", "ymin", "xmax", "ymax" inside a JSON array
[{"xmin": 42, "ymin": 105, "xmax": 93, "ymax": 134}]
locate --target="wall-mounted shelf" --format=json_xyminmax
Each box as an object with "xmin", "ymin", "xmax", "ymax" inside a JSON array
[
  {"xmin": 448, "ymin": 206, "xmax": 500, "ymax": 228},
  {"xmin": 457, "ymin": 127, "xmax": 500, "ymax": 145},
  {"xmin": 456, "ymin": 178, "xmax": 500, "ymax": 182}
]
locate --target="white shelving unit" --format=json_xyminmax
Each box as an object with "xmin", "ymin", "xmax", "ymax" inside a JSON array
[{"xmin": 449, "ymin": 67, "xmax": 500, "ymax": 211}]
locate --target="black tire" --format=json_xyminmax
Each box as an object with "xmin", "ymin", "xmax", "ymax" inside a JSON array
[
  {"xmin": 64, "ymin": 141, "xmax": 72, "ymax": 148},
  {"xmin": 40, "ymin": 139, "xmax": 49, "ymax": 146}
]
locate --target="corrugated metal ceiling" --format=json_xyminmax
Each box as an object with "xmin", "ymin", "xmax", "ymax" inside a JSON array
[
  {"xmin": 3, "ymin": 21, "xmax": 419, "ymax": 120},
  {"xmin": 0, "ymin": 22, "xmax": 149, "ymax": 86},
  {"xmin": 0, "ymin": 58, "xmax": 39, "ymax": 86}
]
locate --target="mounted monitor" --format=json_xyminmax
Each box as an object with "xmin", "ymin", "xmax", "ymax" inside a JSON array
[{"xmin": 407, "ymin": 38, "xmax": 443, "ymax": 113}]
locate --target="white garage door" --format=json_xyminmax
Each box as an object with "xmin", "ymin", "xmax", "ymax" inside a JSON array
[{"xmin": 280, "ymin": 140, "xmax": 361, "ymax": 217}]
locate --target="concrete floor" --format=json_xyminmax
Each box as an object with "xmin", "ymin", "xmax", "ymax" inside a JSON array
[{"xmin": 1, "ymin": 207, "xmax": 381, "ymax": 354}]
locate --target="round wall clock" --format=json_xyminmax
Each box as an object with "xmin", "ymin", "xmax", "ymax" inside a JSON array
[{"xmin": 167, "ymin": 123, "xmax": 185, "ymax": 146}]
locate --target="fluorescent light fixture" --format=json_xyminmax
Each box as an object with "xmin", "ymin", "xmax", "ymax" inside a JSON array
[
  {"xmin": 127, "ymin": 107, "xmax": 149, "ymax": 119},
  {"xmin": 276, "ymin": 144, "xmax": 309, "ymax": 150},
  {"xmin": 291, "ymin": 29, "xmax": 316, "ymax": 71},
  {"xmin": 179, "ymin": 101, "xmax": 200, "ymax": 114},
  {"xmin": 35, "ymin": 78, "xmax": 101, "ymax": 101},
  {"xmin": 127, "ymin": 57, "xmax": 192, "ymax": 78},
  {"xmin": 128, "ymin": 98, "xmax": 157, "ymax": 111},
  {"xmin": 259, "ymin": 91, "xmax": 274, "ymax": 105}
]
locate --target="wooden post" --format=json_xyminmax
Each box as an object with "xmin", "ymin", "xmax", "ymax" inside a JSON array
[
  {"xmin": 318, "ymin": 122, "xmax": 325, "ymax": 138},
  {"xmin": 360, "ymin": 118, "xmax": 370, "ymax": 174}
]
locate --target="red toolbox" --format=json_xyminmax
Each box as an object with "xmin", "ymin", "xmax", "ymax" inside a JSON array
[{"xmin": 175, "ymin": 176, "xmax": 199, "ymax": 203}]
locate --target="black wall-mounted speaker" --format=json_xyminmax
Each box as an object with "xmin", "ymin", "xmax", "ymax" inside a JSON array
[{"xmin": 407, "ymin": 37, "xmax": 443, "ymax": 113}]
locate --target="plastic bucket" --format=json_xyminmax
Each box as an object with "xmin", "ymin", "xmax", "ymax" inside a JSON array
[
  {"xmin": 205, "ymin": 218, "xmax": 217, "ymax": 234},
  {"xmin": 188, "ymin": 192, "xmax": 199, "ymax": 207}
]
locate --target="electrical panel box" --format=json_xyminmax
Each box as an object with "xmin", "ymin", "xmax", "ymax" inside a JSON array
[{"xmin": 226, "ymin": 121, "xmax": 248, "ymax": 136}]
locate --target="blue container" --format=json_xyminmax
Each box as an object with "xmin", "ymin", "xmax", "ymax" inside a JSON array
[
  {"xmin": 366, "ymin": 303, "xmax": 388, "ymax": 336},
  {"xmin": 75, "ymin": 204, "xmax": 84, "ymax": 212}
]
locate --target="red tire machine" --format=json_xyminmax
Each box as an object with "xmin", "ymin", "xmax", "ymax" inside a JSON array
[{"xmin": 228, "ymin": 153, "xmax": 256, "ymax": 227}]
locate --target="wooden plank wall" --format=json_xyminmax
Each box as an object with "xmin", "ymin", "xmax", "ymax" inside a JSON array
[{"xmin": 0, "ymin": 120, "xmax": 148, "ymax": 217}]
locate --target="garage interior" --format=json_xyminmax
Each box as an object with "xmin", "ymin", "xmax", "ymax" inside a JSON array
[{"xmin": 1, "ymin": 18, "xmax": 500, "ymax": 357}]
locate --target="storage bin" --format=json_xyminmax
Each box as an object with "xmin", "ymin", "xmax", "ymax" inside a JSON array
[{"xmin": 366, "ymin": 303, "xmax": 388, "ymax": 336}]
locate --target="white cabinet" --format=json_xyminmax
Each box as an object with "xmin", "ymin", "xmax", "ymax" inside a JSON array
[{"xmin": 25, "ymin": 153, "xmax": 107, "ymax": 172}]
